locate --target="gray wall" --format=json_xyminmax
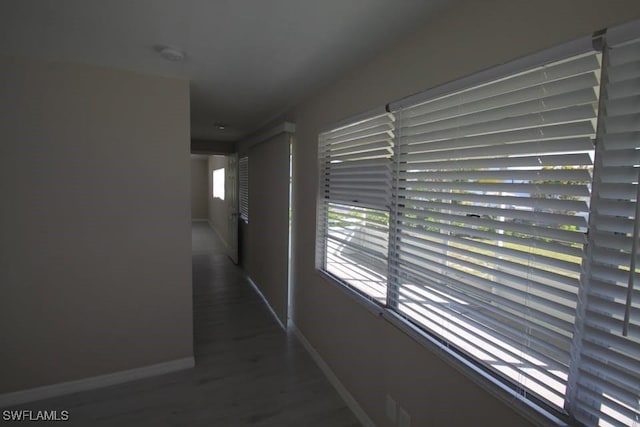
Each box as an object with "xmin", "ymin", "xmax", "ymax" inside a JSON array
[
  {"xmin": 0, "ymin": 56, "xmax": 192, "ymax": 394},
  {"xmin": 240, "ymin": 134, "xmax": 290, "ymax": 324},
  {"xmin": 190, "ymin": 157, "xmax": 209, "ymax": 220},
  {"xmin": 208, "ymin": 155, "xmax": 230, "ymax": 248},
  {"xmin": 289, "ymin": 1, "xmax": 640, "ymax": 426}
]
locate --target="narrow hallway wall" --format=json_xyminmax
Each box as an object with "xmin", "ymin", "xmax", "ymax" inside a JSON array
[{"xmin": 191, "ymin": 156, "xmax": 209, "ymax": 220}]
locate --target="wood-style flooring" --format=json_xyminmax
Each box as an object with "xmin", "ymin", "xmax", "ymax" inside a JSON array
[{"xmin": 3, "ymin": 222, "xmax": 361, "ymax": 426}]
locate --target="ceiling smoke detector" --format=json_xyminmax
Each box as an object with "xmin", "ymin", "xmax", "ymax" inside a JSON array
[{"xmin": 157, "ymin": 46, "xmax": 185, "ymax": 62}]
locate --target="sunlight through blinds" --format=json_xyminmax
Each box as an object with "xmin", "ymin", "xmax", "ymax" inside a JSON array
[
  {"xmin": 389, "ymin": 49, "xmax": 602, "ymax": 410},
  {"xmin": 317, "ymin": 112, "xmax": 394, "ymax": 302}
]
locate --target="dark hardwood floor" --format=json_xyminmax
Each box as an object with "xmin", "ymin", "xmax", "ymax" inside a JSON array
[{"xmin": 4, "ymin": 222, "xmax": 360, "ymax": 426}]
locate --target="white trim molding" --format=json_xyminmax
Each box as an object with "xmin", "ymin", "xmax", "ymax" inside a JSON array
[
  {"xmin": 207, "ymin": 221, "xmax": 229, "ymax": 251},
  {"xmin": 247, "ymin": 276, "xmax": 287, "ymax": 331},
  {"xmin": 291, "ymin": 324, "xmax": 376, "ymax": 427},
  {"xmin": 242, "ymin": 121, "xmax": 296, "ymax": 150},
  {"xmin": 0, "ymin": 357, "xmax": 195, "ymax": 408}
]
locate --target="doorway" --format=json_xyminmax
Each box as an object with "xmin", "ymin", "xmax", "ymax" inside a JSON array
[{"xmin": 234, "ymin": 132, "xmax": 292, "ymax": 328}]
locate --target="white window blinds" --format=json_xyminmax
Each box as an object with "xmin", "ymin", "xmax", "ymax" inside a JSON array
[
  {"xmin": 568, "ymin": 27, "xmax": 640, "ymax": 427},
  {"xmin": 239, "ymin": 156, "xmax": 249, "ymax": 222},
  {"xmin": 315, "ymin": 20, "xmax": 640, "ymax": 427},
  {"xmin": 390, "ymin": 49, "xmax": 602, "ymax": 410},
  {"xmin": 317, "ymin": 112, "xmax": 394, "ymax": 301}
]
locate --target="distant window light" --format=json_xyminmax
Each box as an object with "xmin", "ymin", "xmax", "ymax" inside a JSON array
[{"xmin": 213, "ymin": 168, "xmax": 225, "ymax": 200}]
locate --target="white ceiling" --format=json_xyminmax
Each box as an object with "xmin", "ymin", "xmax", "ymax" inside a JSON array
[{"xmin": 0, "ymin": 0, "xmax": 451, "ymax": 141}]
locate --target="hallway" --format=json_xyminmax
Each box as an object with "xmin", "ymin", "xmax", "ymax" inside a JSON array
[
  {"xmin": 189, "ymin": 222, "xmax": 361, "ymax": 426},
  {"xmin": 4, "ymin": 223, "xmax": 360, "ymax": 426}
]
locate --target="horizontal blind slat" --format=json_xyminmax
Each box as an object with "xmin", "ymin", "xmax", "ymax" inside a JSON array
[
  {"xmin": 400, "ymin": 121, "xmax": 596, "ymax": 147},
  {"xmin": 402, "ymin": 80, "xmax": 598, "ymax": 127},
  {"xmin": 396, "ymin": 188, "xmax": 590, "ymax": 214},
  {"xmin": 397, "ymin": 200, "xmax": 588, "ymax": 228},
  {"xmin": 399, "ymin": 168, "xmax": 593, "ymax": 183},
  {"xmin": 400, "ymin": 153, "xmax": 594, "ymax": 171},
  {"xmin": 399, "ymin": 137, "xmax": 595, "ymax": 162}
]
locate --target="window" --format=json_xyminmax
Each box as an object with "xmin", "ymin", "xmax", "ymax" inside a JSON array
[
  {"xmin": 213, "ymin": 168, "xmax": 225, "ymax": 200},
  {"xmin": 317, "ymin": 112, "xmax": 394, "ymax": 303},
  {"xmin": 239, "ymin": 157, "xmax": 249, "ymax": 222},
  {"xmin": 391, "ymin": 48, "xmax": 601, "ymax": 412},
  {"xmin": 316, "ymin": 22, "xmax": 640, "ymax": 427}
]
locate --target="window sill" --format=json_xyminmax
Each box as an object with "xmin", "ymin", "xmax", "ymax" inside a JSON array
[{"xmin": 315, "ymin": 267, "xmax": 570, "ymax": 427}]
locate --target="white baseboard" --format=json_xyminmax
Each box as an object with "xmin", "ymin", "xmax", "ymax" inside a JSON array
[
  {"xmin": 207, "ymin": 221, "xmax": 229, "ymax": 250},
  {"xmin": 291, "ymin": 324, "xmax": 375, "ymax": 427},
  {"xmin": 0, "ymin": 357, "xmax": 195, "ymax": 408},
  {"xmin": 246, "ymin": 277, "xmax": 286, "ymax": 331}
]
